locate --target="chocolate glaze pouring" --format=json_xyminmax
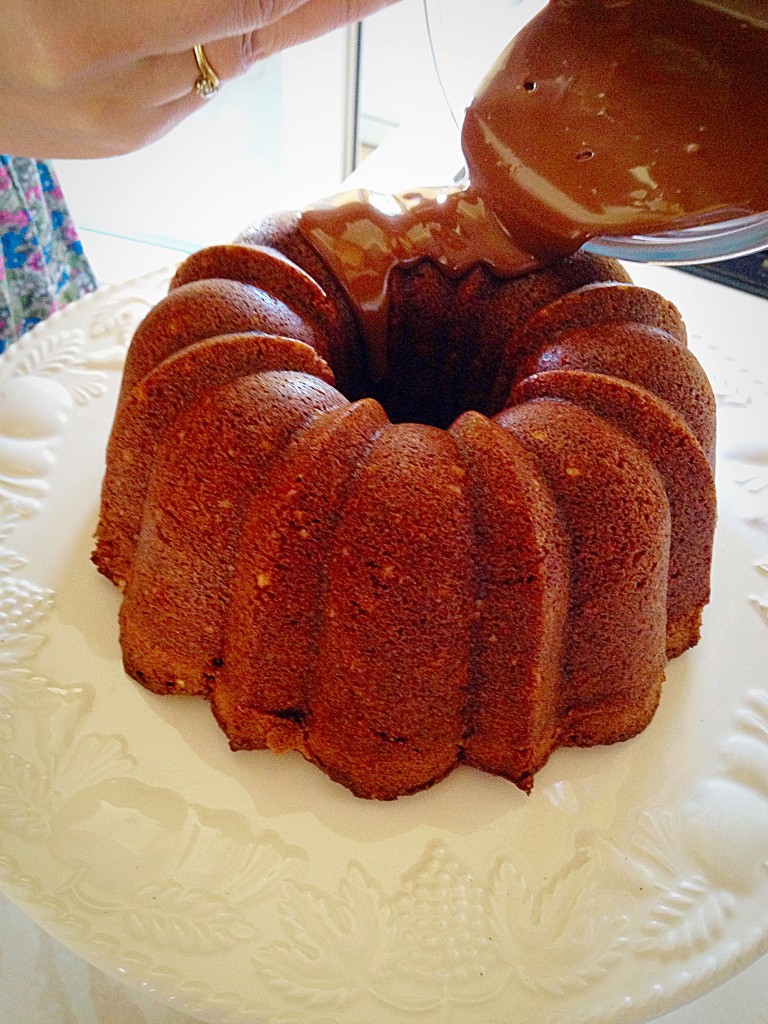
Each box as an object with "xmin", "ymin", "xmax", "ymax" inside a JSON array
[{"xmin": 299, "ymin": 0, "xmax": 768, "ymax": 375}]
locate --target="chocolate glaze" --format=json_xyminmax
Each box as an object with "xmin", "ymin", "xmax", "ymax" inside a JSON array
[
  {"xmin": 299, "ymin": 0, "xmax": 768, "ymax": 376},
  {"xmin": 464, "ymin": 0, "xmax": 768, "ymax": 257},
  {"xmin": 299, "ymin": 186, "xmax": 536, "ymax": 378}
]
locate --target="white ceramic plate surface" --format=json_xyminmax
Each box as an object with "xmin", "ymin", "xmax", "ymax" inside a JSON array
[{"xmin": 0, "ymin": 265, "xmax": 767, "ymax": 1024}]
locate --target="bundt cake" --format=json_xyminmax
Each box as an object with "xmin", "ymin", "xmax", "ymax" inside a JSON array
[
  {"xmin": 92, "ymin": 0, "xmax": 731, "ymax": 799},
  {"xmin": 93, "ymin": 205, "xmax": 716, "ymax": 799}
]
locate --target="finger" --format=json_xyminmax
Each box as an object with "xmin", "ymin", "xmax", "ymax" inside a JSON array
[
  {"xmin": 33, "ymin": 0, "xmax": 315, "ymax": 74},
  {"xmin": 129, "ymin": 0, "xmax": 315, "ymax": 56},
  {"xmin": 237, "ymin": 0, "xmax": 402, "ymax": 62},
  {"xmin": 95, "ymin": 40, "xmax": 247, "ymax": 114},
  {"xmin": 139, "ymin": 0, "xmax": 400, "ymax": 69},
  {"xmin": 106, "ymin": 48, "xmax": 220, "ymax": 109}
]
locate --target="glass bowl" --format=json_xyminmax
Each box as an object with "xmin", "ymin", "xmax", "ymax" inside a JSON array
[{"xmin": 584, "ymin": 213, "xmax": 768, "ymax": 265}]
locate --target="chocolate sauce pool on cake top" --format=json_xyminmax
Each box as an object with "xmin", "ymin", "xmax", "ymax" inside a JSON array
[{"xmin": 299, "ymin": 0, "xmax": 768, "ymax": 377}]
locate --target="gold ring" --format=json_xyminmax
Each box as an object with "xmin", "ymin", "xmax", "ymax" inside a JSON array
[{"xmin": 193, "ymin": 44, "xmax": 220, "ymax": 99}]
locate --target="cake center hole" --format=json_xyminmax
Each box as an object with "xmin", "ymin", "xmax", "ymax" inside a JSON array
[{"xmin": 352, "ymin": 330, "xmax": 490, "ymax": 429}]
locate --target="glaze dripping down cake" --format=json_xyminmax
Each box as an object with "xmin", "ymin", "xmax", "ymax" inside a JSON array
[{"xmin": 93, "ymin": 207, "xmax": 717, "ymax": 799}]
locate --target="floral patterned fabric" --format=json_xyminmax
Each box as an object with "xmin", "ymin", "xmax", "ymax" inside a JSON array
[{"xmin": 0, "ymin": 156, "xmax": 96, "ymax": 352}]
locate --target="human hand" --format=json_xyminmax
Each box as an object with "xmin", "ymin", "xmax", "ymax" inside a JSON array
[{"xmin": 0, "ymin": 0, "xmax": 400, "ymax": 159}]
